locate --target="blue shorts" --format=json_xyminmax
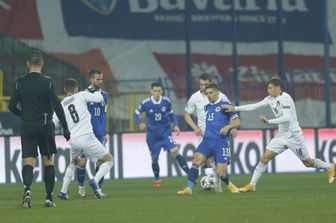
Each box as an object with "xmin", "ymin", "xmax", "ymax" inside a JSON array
[
  {"xmin": 196, "ymin": 138, "xmax": 231, "ymax": 165},
  {"xmin": 146, "ymin": 134, "xmax": 177, "ymax": 158}
]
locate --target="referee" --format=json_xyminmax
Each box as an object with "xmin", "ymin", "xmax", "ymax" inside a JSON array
[{"xmin": 8, "ymin": 50, "xmax": 70, "ymax": 208}]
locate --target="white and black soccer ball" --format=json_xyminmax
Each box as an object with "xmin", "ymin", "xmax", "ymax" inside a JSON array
[{"xmin": 200, "ymin": 175, "xmax": 216, "ymax": 191}]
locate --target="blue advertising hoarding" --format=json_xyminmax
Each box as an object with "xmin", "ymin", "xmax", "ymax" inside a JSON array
[{"xmin": 61, "ymin": 0, "xmax": 328, "ymax": 42}]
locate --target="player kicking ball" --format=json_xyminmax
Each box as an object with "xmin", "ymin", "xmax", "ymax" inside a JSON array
[
  {"xmin": 177, "ymin": 84, "xmax": 240, "ymax": 195},
  {"xmin": 222, "ymin": 76, "xmax": 335, "ymax": 192}
]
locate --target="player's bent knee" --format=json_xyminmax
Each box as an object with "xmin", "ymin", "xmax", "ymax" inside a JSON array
[
  {"xmin": 169, "ymin": 147, "xmax": 179, "ymax": 154},
  {"xmin": 78, "ymin": 159, "xmax": 87, "ymax": 167},
  {"xmin": 72, "ymin": 159, "xmax": 79, "ymax": 166},
  {"xmin": 101, "ymin": 153, "xmax": 113, "ymax": 162},
  {"xmin": 217, "ymin": 172, "xmax": 226, "ymax": 178},
  {"xmin": 23, "ymin": 157, "xmax": 36, "ymax": 167},
  {"xmin": 42, "ymin": 159, "xmax": 54, "ymax": 166},
  {"xmin": 192, "ymin": 154, "xmax": 204, "ymax": 165},
  {"xmin": 260, "ymin": 156, "xmax": 271, "ymax": 164},
  {"xmin": 96, "ymin": 160, "xmax": 104, "ymax": 166}
]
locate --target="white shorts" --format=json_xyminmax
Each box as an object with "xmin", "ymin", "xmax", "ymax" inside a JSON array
[
  {"xmin": 267, "ymin": 130, "xmax": 310, "ymax": 161},
  {"xmin": 69, "ymin": 133, "xmax": 109, "ymax": 161}
]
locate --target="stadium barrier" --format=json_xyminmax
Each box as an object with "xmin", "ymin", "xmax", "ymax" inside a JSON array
[{"xmin": 0, "ymin": 129, "xmax": 335, "ymax": 184}]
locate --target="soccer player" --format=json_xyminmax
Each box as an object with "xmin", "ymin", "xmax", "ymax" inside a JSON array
[
  {"xmin": 56, "ymin": 79, "xmax": 114, "ymax": 199},
  {"xmin": 177, "ymin": 84, "xmax": 240, "ymax": 195},
  {"xmin": 133, "ymin": 82, "xmax": 189, "ymax": 187},
  {"xmin": 76, "ymin": 68, "xmax": 109, "ymax": 197},
  {"xmin": 222, "ymin": 76, "xmax": 336, "ymax": 192},
  {"xmin": 184, "ymin": 73, "xmax": 237, "ymax": 193}
]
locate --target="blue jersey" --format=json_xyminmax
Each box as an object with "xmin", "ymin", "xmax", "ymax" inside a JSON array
[
  {"xmin": 204, "ymin": 99, "xmax": 238, "ymax": 142},
  {"xmin": 86, "ymin": 88, "xmax": 108, "ymax": 142},
  {"xmin": 133, "ymin": 96, "xmax": 177, "ymax": 139}
]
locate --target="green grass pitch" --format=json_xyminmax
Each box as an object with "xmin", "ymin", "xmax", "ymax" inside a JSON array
[{"xmin": 0, "ymin": 173, "xmax": 334, "ymax": 223}]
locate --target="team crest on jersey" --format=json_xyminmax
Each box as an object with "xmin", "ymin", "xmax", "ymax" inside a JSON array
[
  {"xmin": 81, "ymin": 0, "xmax": 118, "ymax": 15},
  {"xmin": 215, "ymin": 106, "xmax": 221, "ymax": 112},
  {"xmin": 162, "ymin": 107, "xmax": 166, "ymax": 112},
  {"xmin": 101, "ymin": 102, "xmax": 105, "ymax": 106},
  {"xmin": 149, "ymin": 109, "xmax": 153, "ymax": 113},
  {"xmin": 89, "ymin": 102, "xmax": 94, "ymax": 105}
]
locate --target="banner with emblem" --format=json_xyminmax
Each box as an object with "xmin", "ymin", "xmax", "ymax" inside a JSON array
[{"xmin": 61, "ymin": 0, "xmax": 328, "ymax": 42}]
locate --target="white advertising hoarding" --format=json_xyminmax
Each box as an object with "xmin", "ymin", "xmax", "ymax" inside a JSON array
[{"xmin": 1, "ymin": 129, "xmax": 336, "ymax": 183}]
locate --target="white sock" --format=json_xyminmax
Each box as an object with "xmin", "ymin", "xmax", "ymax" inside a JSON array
[
  {"xmin": 210, "ymin": 160, "xmax": 221, "ymax": 188},
  {"xmin": 94, "ymin": 161, "xmax": 113, "ymax": 183},
  {"xmin": 313, "ymin": 159, "xmax": 330, "ymax": 170},
  {"xmin": 61, "ymin": 163, "xmax": 76, "ymax": 193},
  {"xmin": 250, "ymin": 162, "xmax": 268, "ymax": 186}
]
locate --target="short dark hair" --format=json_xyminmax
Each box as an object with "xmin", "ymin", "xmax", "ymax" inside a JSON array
[
  {"xmin": 27, "ymin": 50, "xmax": 44, "ymax": 66},
  {"xmin": 151, "ymin": 82, "xmax": 163, "ymax": 89},
  {"xmin": 267, "ymin": 76, "xmax": 282, "ymax": 88},
  {"xmin": 64, "ymin": 78, "xmax": 79, "ymax": 91},
  {"xmin": 89, "ymin": 67, "xmax": 102, "ymax": 78},
  {"xmin": 205, "ymin": 83, "xmax": 219, "ymax": 91},
  {"xmin": 199, "ymin": 73, "xmax": 212, "ymax": 82}
]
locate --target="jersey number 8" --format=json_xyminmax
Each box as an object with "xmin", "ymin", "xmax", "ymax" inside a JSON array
[{"xmin": 68, "ymin": 104, "xmax": 79, "ymax": 123}]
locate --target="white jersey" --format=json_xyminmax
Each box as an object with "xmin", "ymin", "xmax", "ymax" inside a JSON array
[
  {"xmin": 235, "ymin": 92, "xmax": 301, "ymax": 136},
  {"xmin": 54, "ymin": 91, "xmax": 104, "ymax": 138},
  {"xmin": 185, "ymin": 90, "xmax": 229, "ymax": 132}
]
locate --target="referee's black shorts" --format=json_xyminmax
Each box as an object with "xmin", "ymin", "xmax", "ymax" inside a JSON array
[{"xmin": 21, "ymin": 120, "xmax": 57, "ymax": 158}]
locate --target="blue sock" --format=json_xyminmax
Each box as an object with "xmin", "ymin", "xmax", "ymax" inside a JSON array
[
  {"xmin": 152, "ymin": 162, "xmax": 160, "ymax": 181},
  {"xmin": 221, "ymin": 172, "xmax": 230, "ymax": 186},
  {"xmin": 175, "ymin": 154, "xmax": 190, "ymax": 174},
  {"xmin": 77, "ymin": 166, "xmax": 86, "ymax": 187},
  {"xmin": 187, "ymin": 164, "xmax": 199, "ymax": 190},
  {"xmin": 95, "ymin": 166, "xmax": 104, "ymax": 189},
  {"xmin": 187, "ymin": 180, "xmax": 195, "ymax": 189}
]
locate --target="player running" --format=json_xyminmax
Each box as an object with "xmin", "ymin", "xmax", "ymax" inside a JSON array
[
  {"xmin": 223, "ymin": 76, "xmax": 335, "ymax": 192},
  {"xmin": 133, "ymin": 82, "xmax": 189, "ymax": 187}
]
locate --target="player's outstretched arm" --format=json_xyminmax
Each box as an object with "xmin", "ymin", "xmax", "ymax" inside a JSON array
[
  {"xmin": 221, "ymin": 104, "xmax": 235, "ymax": 112},
  {"xmin": 223, "ymin": 97, "xmax": 269, "ymax": 112}
]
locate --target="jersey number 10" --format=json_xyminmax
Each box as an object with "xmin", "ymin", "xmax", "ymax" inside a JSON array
[{"xmin": 94, "ymin": 107, "xmax": 101, "ymax": 116}]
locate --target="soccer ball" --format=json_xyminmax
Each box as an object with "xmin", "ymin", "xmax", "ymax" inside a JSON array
[{"xmin": 200, "ymin": 175, "xmax": 216, "ymax": 191}]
